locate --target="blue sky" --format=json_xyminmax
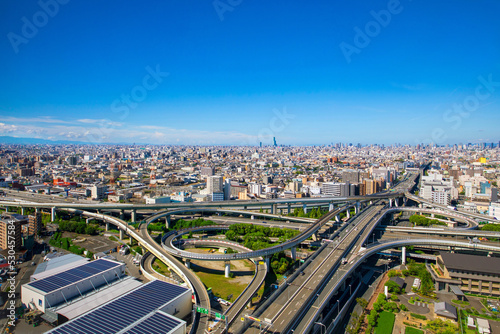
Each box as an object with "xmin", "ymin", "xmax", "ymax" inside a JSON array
[{"xmin": 1, "ymin": 0, "xmax": 499, "ymax": 146}]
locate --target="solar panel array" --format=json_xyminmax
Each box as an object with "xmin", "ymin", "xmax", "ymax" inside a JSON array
[
  {"xmin": 122, "ymin": 311, "xmax": 182, "ymax": 334},
  {"xmin": 29, "ymin": 259, "xmax": 121, "ymax": 293},
  {"xmin": 48, "ymin": 280, "xmax": 189, "ymax": 334}
]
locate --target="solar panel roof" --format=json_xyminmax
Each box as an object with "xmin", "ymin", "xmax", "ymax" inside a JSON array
[
  {"xmin": 28, "ymin": 259, "xmax": 122, "ymax": 294},
  {"xmin": 47, "ymin": 280, "xmax": 189, "ymax": 334},
  {"xmin": 121, "ymin": 311, "xmax": 183, "ymax": 334}
]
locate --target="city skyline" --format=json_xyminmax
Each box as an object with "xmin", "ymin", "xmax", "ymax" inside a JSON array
[{"xmin": 1, "ymin": 0, "xmax": 499, "ymax": 146}]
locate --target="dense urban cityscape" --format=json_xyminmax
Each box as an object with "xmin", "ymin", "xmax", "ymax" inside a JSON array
[
  {"xmin": 0, "ymin": 142, "xmax": 499, "ymax": 334},
  {"xmin": 2, "ymin": 0, "xmax": 499, "ymax": 333}
]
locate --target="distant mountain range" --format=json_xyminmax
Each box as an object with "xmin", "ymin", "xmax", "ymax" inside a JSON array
[
  {"xmin": 0, "ymin": 136, "xmax": 101, "ymax": 145},
  {"xmin": 0, "ymin": 136, "xmax": 148, "ymax": 146}
]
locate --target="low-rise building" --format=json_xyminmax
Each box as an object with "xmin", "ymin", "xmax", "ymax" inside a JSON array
[{"xmin": 432, "ymin": 252, "xmax": 500, "ymax": 296}]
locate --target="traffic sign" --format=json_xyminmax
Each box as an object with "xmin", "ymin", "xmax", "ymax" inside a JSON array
[
  {"xmin": 241, "ymin": 317, "xmax": 245, "ymax": 322},
  {"xmin": 215, "ymin": 312, "xmax": 226, "ymax": 320},
  {"xmin": 196, "ymin": 307, "xmax": 209, "ymax": 314}
]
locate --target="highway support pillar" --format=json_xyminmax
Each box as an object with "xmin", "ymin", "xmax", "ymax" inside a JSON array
[
  {"xmin": 264, "ymin": 256, "xmax": 271, "ymax": 272},
  {"xmin": 402, "ymin": 246, "xmax": 406, "ymax": 265},
  {"xmin": 312, "ymin": 232, "xmax": 319, "ymax": 242},
  {"xmin": 389, "ymin": 198, "xmax": 393, "ymax": 207},
  {"xmin": 51, "ymin": 207, "xmax": 56, "ymax": 222},
  {"xmin": 86, "ymin": 218, "xmax": 92, "ymax": 224},
  {"xmin": 119, "ymin": 228, "xmax": 124, "ymax": 240},
  {"xmin": 303, "ymin": 204, "xmax": 308, "ymax": 214},
  {"xmin": 21, "ymin": 207, "xmax": 24, "ymax": 215},
  {"xmin": 287, "ymin": 203, "xmax": 291, "ymax": 214},
  {"xmin": 431, "ymin": 213, "xmax": 435, "ymax": 218},
  {"xmin": 4, "ymin": 206, "xmax": 8, "ymax": 212},
  {"xmin": 185, "ymin": 259, "xmax": 191, "ymax": 269},
  {"xmin": 355, "ymin": 201, "xmax": 360, "ymax": 214},
  {"xmin": 131, "ymin": 209, "xmax": 137, "ymax": 223},
  {"xmin": 120, "ymin": 210, "xmax": 125, "ymax": 219},
  {"xmin": 488, "ymin": 252, "xmax": 493, "ymax": 257},
  {"xmin": 225, "ymin": 261, "xmax": 231, "ymax": 278},
  {"xmin": 35, "ymin": 207, "xmax": 39, "ymax": 213},
  {"xmin": 403, "ymin": 197, "xmax": 408, "ymax": 206},
  {"xmin": 329, "ymin": 203, "xmax": 334, "ymax": 212},
  {"xmin": 291, "ymin": 247, "xmax": 297, "ymax": 261},
  {"xmin": 369, "ymin": 200, "xmax": 373, "ymax": 205},
  {"xmin": 271, "ymin": 204, "xmax": 277, "ymax": 215},
  {"xmin": 346, "ymin": 209, "xmax": 350, "ymax": 219},
  {"xmin": 165, "ymin": 216, "xmax": 171, "ymax": 229},
  {"xmin": 106, "ymin": 222, "xmax": 110, "ymax": 231},
  {"xmin": 335, "ymin": 215, "xmax": 340, "ymax": 223},
  {"xmin": 395, "ymin": 197, "xmax": 399, "ymax": 207}
]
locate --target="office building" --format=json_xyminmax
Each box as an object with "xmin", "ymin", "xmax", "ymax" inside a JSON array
[
  {"xmin": 207, "ymin": 175, "xmax": 223, "ymax": 193},
  {"xmin": 91, "ymin": 185, "xmax": 108, "ymax": 200},
  {"xmin": 321, "ymin": 182, "xmax": 350, "ymax": 197},
  {"xmin": 0, "ymin": 217, "xmax": 22, "ymax": 251},
  {"xmin": 28, "ymin": 212, "xmax": 42, "ymax": 236}
]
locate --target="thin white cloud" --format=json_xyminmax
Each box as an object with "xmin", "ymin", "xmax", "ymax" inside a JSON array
[
  {"xmin": 0, "ymin": 116, "xmax": 69, "ymax": 124},
  {"xmin": 77, "ymin": 119, "xmax": 123, "ymax": 127},
  {"xmin": 0, "ymin": 121, "xmax": 258, "ymax": 145}
]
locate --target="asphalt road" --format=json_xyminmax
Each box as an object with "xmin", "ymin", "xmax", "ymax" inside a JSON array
[
  {"xmin": 243, "ymin": 204, "xmax": 383, "ymax": 334},
  {"xmin": 138, "ymin": 219, "xmax": 211, "ymax": 334}
]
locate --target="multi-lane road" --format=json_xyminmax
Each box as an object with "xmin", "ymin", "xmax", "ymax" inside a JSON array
[{"xmin": 243, "ymin": 204, "xmax": 384, "ymax": 334}]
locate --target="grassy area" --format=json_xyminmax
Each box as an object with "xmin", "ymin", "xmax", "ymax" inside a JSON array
[
  {"xmin": 108, "ymin": 236, "xmax": 118, "ymax": 242},
  {"xmin": 152, "ymin": 259, "xmax": 170, "ymax": 276},
  {"xmin": 193, "ymin": 269, "xmax": 247, "ymax": 301},
  {"xmin": 375, "ymin": 311, "xmax": 395, "ymax": 334},
  {"xmin": 405, "ymin": 327, "xmax": 423, "ymax": 334}
]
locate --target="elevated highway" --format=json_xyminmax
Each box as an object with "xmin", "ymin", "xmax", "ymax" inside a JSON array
[
  {"xmin": 405, "ymin": 192, "xmax": 497, "ymax": 223},
  {"xmin": 159, "ymin": 204, "xmax": 358, "ymax": 261},
  {"xmin": 244, "ymin": 204, "xmax": 385, "ymax": 334}
]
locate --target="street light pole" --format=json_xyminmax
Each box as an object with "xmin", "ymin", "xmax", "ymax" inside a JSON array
[{"xmin": 314, "ymin": 322, "xmax": 326, "ymax": 334}]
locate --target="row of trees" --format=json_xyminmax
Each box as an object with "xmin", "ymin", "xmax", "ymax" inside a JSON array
[
  {"xmin": 409, "ymin": 214, "xmax": 447, "ymax": 227},
  {"xmin": 481, "ymin": 223, "xmax": 500, "ymax": 232},
  {"xmin": 172, "ymin": 218, "xmax": 216, "ymax": 230},
  {"xmin": 226, "ymin": 223, "xmax": 299, "ymax": 239},
  {"xmin": 288, "ymin": 207, "xmax": 328, "ymax": 219},
  {"xmin": 58, "ymin": 220, "xmax": 99, "ymax": 235}
]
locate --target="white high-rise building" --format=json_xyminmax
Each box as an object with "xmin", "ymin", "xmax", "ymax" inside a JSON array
[{"xmin": 207, "ymin": 175, "xmax": 223, "ymax": 193}]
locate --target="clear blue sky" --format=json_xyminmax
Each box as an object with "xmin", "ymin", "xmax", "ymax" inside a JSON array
[{"xmin": 1, "ymin": 0, "xmax": 499, "ymax": 146}]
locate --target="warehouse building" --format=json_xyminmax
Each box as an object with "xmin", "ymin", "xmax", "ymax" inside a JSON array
[
  {"xmin": 31, "ymin": 253, "xmax": 89, "ymax": 281},
  {"xmin": 46, "ymin": 279, "xmax": 191, "ymax": 334},
  {"xmin": 22, "ymin": 258, "xmax": 125, "ymax": 313}
]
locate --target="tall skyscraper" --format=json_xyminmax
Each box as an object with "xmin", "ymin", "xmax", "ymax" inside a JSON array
[{"xmin": 273, "ymin": 137, "xmax": 277, "ymax": 146}]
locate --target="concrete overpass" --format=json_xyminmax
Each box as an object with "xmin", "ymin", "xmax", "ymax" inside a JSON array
[
  {"xmin": 405, "ymin": 192, "xmax": 497, "ymax": 223},
  {"xmin": 159, "ymin": 203, "xmax": 361, "ymax": 262}
]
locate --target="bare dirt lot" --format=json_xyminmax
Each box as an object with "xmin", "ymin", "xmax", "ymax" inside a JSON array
[
  {"xmin": 187, "ymin": 248, "xmax": 255, "ymax": 286},
  {"xmin": 61, "ymin": 232, "xmax": 121, "ymax": 254}
]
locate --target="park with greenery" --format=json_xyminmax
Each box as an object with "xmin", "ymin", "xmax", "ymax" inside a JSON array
[{"xmin": 409, "ymin": 214, "xmax": 447, "ymax": 227}]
